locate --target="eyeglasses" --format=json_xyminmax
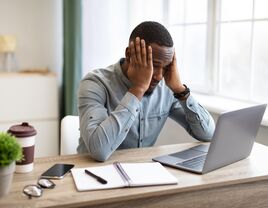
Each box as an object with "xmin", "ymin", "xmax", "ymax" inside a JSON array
[{"xmin": 23, "ymin": 178, "xmax": 55, "ymax": 199}]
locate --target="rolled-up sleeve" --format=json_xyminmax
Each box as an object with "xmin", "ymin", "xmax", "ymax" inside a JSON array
[
  {"xmin": 169, "ymin": 95, "xmax": 215, "ymax": 141},
  {"xmin": 78, "ymin": 79, "xmax": 140, "ymax": 161}
]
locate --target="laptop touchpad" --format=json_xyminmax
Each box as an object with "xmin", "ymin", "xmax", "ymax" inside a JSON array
[{"xmin": 170, "ymin": 149, "xmax": 205, "ymax": 160}]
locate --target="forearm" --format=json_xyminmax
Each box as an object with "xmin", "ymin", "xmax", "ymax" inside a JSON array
[
  {"xmin": 170, "ymin": 95, "xmax": 215, "ymax": 141},
  {"xmin": 128, "ymin": 87, "xmax": 145, "ymax": 100},
  {"xmin": 79, "ymin": 92, "xmax": 140, "ymax": 161}
]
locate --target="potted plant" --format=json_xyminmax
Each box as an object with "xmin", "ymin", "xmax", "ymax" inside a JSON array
[{"xmin": 0, "ymin": 132, "xmax": 23, "ymax": 198}]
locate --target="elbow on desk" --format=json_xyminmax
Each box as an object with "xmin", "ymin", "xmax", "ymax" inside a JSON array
[
  {"xmin": 197, "ymin": 128, "xmax": 214, "ymax": 142},
  {"xmin": 88, "ymin": 146, "xmax": 111, "ymax": 162},
  {"xmin": 90, "ymin": 152, "xmax": 109, "ymax": 162},
  {"xmin": 196, "ymin": 136, "xmax": 212, "ymax": 142},
  {"xmin": 191, "ymin": 131, "xmax": 212, "ymax": 142},
  {"xmin": 191, "ymin": 119, "xmax": 215, "ymax": 142},
  {"xmin": 85, "ymin": 130, "xmax": 113, "ymax": 162}
]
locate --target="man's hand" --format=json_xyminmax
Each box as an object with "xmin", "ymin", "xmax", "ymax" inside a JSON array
[
  {"xmin": 127, "ymin": 37, "xmax": 153, "ymax": 100},
  {"xmin": 164, "ymin": 52, "xmax": 185, "ymax": 93}
]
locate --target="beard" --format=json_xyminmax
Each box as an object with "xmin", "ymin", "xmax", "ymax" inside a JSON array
[
  {"xmin": 144, "ymin": 80, "xmax": 159, "ymax": 96},
  {"xmin": 144, "ymin": 90, "xmax": 153, "ymax": 96}
]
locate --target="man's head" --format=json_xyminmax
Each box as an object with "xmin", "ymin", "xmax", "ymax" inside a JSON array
[
  {"xmin": 125, "ymin": 21, "xmax": 175, "ymax": 95},
  {"xmin": 129, "ymin": 21, "xmax": 174, "ymax": 47}
]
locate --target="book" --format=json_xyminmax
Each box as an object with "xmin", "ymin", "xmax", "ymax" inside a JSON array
[{"xmin": 71, "ymin": 162, "xmax": 178, "ymax": 191}]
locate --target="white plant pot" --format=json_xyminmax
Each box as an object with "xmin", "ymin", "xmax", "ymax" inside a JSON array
[{"xmin": 0, "ymin": 162, "xmax": 15, "ymax": 198}]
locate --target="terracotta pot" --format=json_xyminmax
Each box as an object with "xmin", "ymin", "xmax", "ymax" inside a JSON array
[{"xmin": 0, "ymin": 162, "xmax": 15, "ymax": 198}]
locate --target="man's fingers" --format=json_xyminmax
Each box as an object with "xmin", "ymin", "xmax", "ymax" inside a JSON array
[
  {"xmin": 135, "ymin": 37, "xmax": 142, "ymax": 63},
  {"xmin": 130, "ymin": 41, "xmax": 137, "ymax": 63},
  {"xmin": 147, "ymin": 45, "xmax": 153, "ymax": 68},
  {"xmin": 172, "ymin": 51, "xmax": 177, "ymax": 65},
  {"xmin": 141, "ymin": 39, "xmax": 147, "ymax": 64}
]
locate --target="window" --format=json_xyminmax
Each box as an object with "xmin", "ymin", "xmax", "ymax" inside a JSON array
[
  {"xmin": 167, "ymin": 0, "xmax": 209, "ymax": 92},
  {"xmin": 166, "ymin": 0, "xmax": 268, "ymax": 103},
  {"xmin": 82, "ymin": 0, "xmax": 129, "ymax": 75},
  {"xmin": 82, "ymin": 0, "xmax": 164, "ymax": 76},
  {"xmin": 82, "ymin": 0, "xmax": 268, "ymax": 103},
  {"xmin": 216, "ymin": 0, "xmax": 268, "ymax": 103}
]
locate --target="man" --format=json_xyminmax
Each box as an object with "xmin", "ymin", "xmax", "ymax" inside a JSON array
[{"xmin": 78, "ymin": 21, "xmax": 215, "ymax": 161}]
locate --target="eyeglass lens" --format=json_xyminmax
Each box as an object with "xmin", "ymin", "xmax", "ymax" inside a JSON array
[
  {"xmin": 23, "ymin": 178, "xmax": 55, "ymax": 198},
  {"xmin": 38, "ymin": 178, "xmax": 55, "ymax": 189},
  {"xmin": 23, "ymin": 185, "xmax": 43, "ymax": 198}
]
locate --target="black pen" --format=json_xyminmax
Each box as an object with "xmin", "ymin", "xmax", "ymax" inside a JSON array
[{"xmin": 84, "ymin": 169, "xmax": 108, "ymax": 184}]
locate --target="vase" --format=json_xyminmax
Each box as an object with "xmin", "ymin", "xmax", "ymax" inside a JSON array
[{"xmin": 0, "ymin": 162, "xmax": 15, "ymax": 198}]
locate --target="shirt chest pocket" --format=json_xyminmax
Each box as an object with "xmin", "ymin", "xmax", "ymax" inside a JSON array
[{"xmin": 144, "ymin": 111, "xmax": 169, "ymax": 137}]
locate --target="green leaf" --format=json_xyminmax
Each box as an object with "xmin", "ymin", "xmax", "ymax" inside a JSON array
[{"xmin": 0, "ymin": 132, "xmax": 23, "ymax": 167}]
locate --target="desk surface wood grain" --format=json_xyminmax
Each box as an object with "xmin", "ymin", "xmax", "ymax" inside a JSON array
[{"xmin": 1, "ymin": 142, "xmax": 268, "ymax": 208}]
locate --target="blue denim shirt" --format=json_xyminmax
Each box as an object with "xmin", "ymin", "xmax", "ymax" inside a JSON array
[{"xmin": 77, "ymin": 59, "xmax": 215, "ymax": 161}]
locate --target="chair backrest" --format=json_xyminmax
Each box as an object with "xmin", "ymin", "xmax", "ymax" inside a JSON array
[{"xmin": 60, "ymin": 115, "xmax": 80, "ymax": 155}]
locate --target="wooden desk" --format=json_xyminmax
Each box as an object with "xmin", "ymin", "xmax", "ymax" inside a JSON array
[{"xmin": 1, "ymin": 142, "xmax": 268, "ymax": 208}]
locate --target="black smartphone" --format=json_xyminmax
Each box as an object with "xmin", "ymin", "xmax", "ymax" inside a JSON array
[{"xmin": 40, "ymin": 164, "xmax": 74, "ymax": 179}]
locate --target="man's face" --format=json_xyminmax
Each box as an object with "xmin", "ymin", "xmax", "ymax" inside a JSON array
[{"xmin": 145, "ymin": 43, "xmax": 174, "ymax": 95}]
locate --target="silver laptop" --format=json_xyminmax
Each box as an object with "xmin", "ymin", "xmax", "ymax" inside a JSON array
[{"xmin": 153, "ymin": 104, "xmax": 267, "ymax": 174}]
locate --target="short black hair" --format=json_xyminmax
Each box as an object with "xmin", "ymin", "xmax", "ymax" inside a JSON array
[{"xmin": 129, "ymin": 21, "xmax": 173, "ymax": 47}]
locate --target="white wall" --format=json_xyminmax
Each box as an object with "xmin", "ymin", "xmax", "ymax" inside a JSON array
[
  {"xmin": 0, "ymin": 0, "xmax": 62, "ymax": 157},
  {"xmin": 82, "ymin": 0, "xmax": 129, "ymax": 75},
  {"xmin": 0, "ymin": 0, "xmax": 62, "ymax": 74},
  {"xmin": 82, "ymin": 0, "xmax": 165, "ymax": 76}
]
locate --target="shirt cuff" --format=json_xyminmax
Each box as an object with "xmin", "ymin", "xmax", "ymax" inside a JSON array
[
  {"xmin": 119, "ymin": 92, "xmax": 141, "ymax": 116},
  {"xmin": 178, "ymin": 94, "xmax": 200, "ymax": 114}
]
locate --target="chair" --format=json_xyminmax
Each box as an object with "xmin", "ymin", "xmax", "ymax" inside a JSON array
[{"xmin": 60, "ymin": 115, "xmax": 80, "ymax": 155}]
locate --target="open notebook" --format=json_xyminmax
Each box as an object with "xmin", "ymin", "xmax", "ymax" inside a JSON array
[{"xmin": 71, "ymin": 162, "xmax": 178, "ymax": 191}]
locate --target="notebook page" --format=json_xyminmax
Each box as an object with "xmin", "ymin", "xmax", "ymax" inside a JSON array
[
  {"xmin": 71, "ymin": 164, "xmax": 127, "ymax": 191},
  {"xmin": 120, "ymin": 162, "xmax": 178, "ymax": 186}
]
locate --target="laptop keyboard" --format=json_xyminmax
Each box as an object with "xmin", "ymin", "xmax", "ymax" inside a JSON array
[{"xmin": 178, "ymin": 154, "xmax": 207, "ymax": 169}]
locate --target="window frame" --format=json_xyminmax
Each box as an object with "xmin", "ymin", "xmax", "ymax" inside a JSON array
[
  {"xmin": 163, "ymin": 0, "xmax": 214, "ymax": 94},
  {"xmin": 164, "ymin": 0, "xmax": 268, "ymax": 104}
]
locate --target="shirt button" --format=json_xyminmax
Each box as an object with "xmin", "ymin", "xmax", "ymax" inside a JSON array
[
  {"xmin": 136, "ymin": 108, "xmax": 139, "ymax": 112},
  {"xmin": 140, "ymin": 139, "xmax": 143, "ymax": 143},
  {"xmin": 125, "ymin": 129, "xmax": 128, "ymax": 132},
  {"xmin": 158, "ymin": 116, "xmax": 161, "ymax": 120},
  {"xmin": 141, "ymin": 118, "xmax": 144, "ymax": 121}
]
